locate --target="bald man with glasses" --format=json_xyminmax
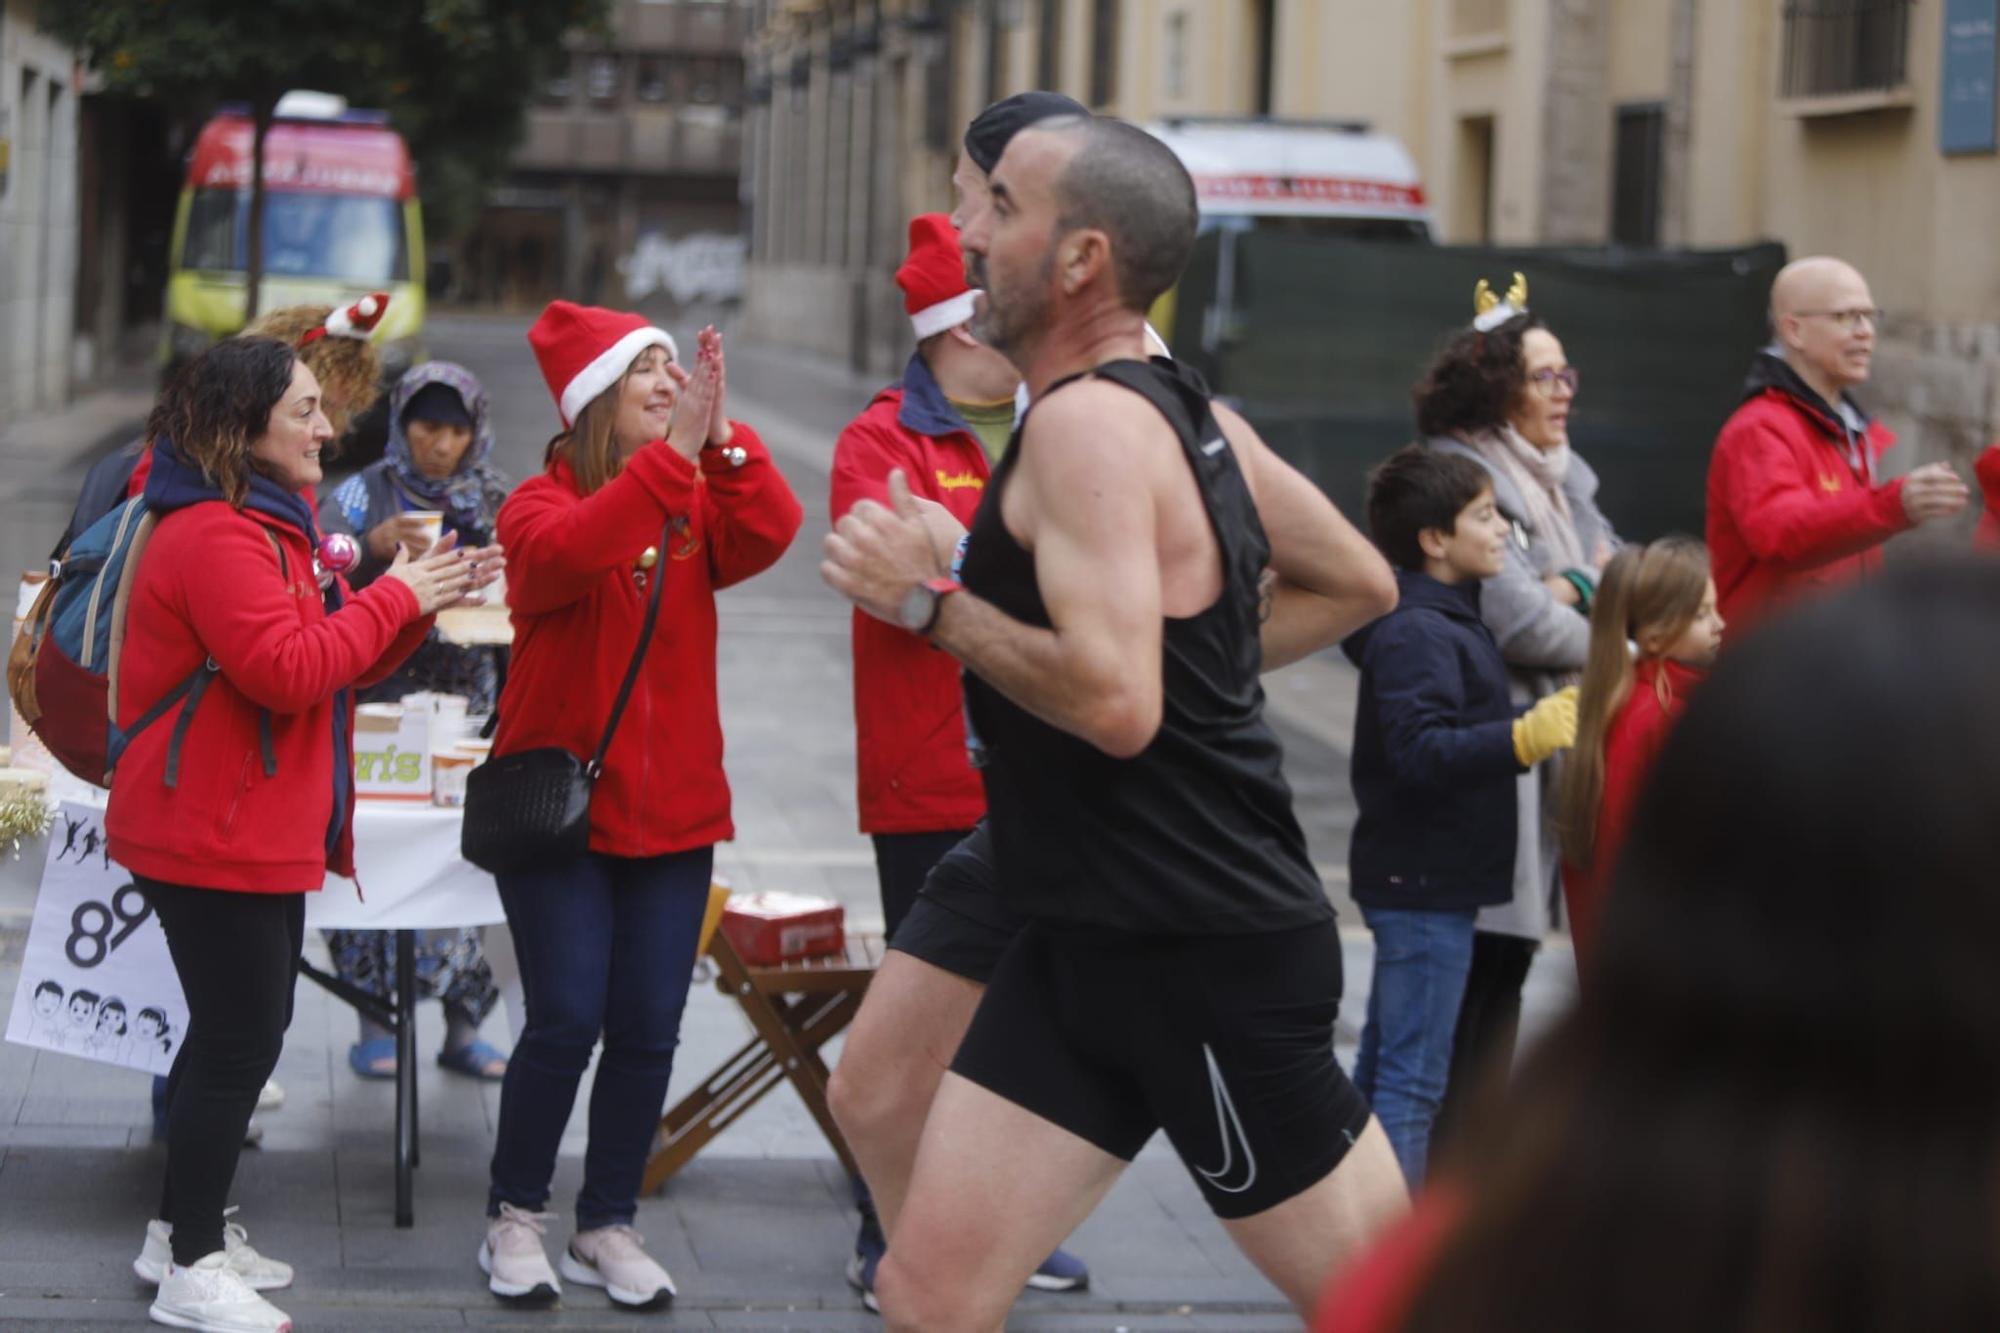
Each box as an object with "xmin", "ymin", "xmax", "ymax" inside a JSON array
[{"xmin": 1706, "ymin": 255, "xmax": 1967, "ymax": 626}]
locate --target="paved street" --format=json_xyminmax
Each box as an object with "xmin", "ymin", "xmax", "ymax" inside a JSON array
[{"xmin": 0, "ymin": 313, "xmax": 1577, "ymax": 1328}]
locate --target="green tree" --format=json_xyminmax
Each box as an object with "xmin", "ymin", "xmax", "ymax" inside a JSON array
[{"xmin": 47, "ymin": 0, "xmax": 607, "ymax": 318}]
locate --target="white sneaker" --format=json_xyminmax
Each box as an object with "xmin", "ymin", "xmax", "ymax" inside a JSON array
[
  {"xmin": 256, "ymin": 1080, "xmax": 285, "ymax": 1113},
  {"xmin": 148, "ymin": 1251, "xmax": 292, "ymax": 1332},
  {"xmin": 561, "ymin": 1223, "xmax": 677, "ymax": 1309},
  {"xmin": 134, "ymin": 1209, "xmax": 294, "ymax": 1291},
  {"xmin": 478, "ymin": 1202, "xmax": 561, "ymax": 1303}
]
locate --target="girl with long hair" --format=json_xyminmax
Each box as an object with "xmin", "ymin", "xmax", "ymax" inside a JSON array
[{"xmin": 1555, "ymin": 537, "xmax": 1722, "ymax": 966}]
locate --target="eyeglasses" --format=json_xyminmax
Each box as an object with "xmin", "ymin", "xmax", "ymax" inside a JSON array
[
  {"xmin": 1528, "ymin": 366, "xmax": 1580, "ymax": 397},
  {"xmin": 1796, "ymin": 308, "xmax": 1884, "ymax": 332}
]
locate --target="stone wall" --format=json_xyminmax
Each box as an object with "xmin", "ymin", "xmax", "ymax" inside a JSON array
[
  {"xmin": 1868, "ymin": 323, "xmax": 2000, "ymax": 549},
  {"xmin": 0, "ymin": 3, "xmax": 80, "ymax": 419}
]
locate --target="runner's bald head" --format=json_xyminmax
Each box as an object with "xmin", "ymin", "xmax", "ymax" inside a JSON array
[{"xmin": 1019, "ymin": 116, "xmax": 1198, "ymax": 314}]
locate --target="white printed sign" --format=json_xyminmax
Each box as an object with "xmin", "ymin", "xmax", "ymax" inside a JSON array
[{"xmin": 4, "ymin": 801, "xmax": 186, "ymax": 1074}]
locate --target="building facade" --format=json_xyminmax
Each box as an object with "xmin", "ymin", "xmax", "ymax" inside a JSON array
[
  {"xmin": 452, "ymin": 0, "xmax": 751, "ymax": 319},
  {"xmin": 746, "ymin": 0, "xmax": 2000, "ymax": 472},
  {"xmin": 0, "ymin": 0, "xmax": 80, "ymax": 418},
  {"xmin": 1291, "ymin": 0, "xmax": 2000, "ymax": 476}
]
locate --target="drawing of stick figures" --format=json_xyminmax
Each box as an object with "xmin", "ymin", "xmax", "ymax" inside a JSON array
[{"xmin": 60, "ymin": 816, "xmax": 83, "ymax": 861}]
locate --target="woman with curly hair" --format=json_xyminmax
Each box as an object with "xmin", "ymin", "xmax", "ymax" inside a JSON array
[
  {"xmin": 60, "ymin": 300, "xmax": 390, "ymax": 545},
  {"xmin": 1409, "ymin": 278, "xmax": 1620, "ymax": 1142},
  {"xmin": 319, "ymin": 361, "xmax": 514, "ymax": 1083},
  {"xmin": 109, "ymin": 336, "xmax": 499, "ymax": 1331}
]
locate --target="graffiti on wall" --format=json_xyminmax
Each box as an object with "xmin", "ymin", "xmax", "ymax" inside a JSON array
[{"xmin": 621, "ymin": 231, "xmax": 747, "ymax": 305}]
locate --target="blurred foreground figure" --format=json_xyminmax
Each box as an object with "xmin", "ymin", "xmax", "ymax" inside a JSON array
[{"xmin": 1319, "ymin": 558, "xmax": 2000, "ymax": 1333}]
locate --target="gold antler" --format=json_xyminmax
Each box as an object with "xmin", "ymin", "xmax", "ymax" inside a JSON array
[
  {"xmin": 1473, "ymin": 278, "xmax": 1497, "ymax": 317},
  {"xmin": 1505, "ymin": 272, "xmax": 1528, "ymax": 309}
]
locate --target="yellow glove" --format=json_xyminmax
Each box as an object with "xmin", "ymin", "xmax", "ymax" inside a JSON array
[{"xmin": 1512, "ymin": 685, "xmax": 1579, "ymax": 767}]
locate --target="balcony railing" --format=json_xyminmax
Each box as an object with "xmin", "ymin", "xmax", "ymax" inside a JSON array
[
  {"xmin": 518, "ymin": 107, "xmax": 743, "ymax": 176},
  {"xmin": 1781, "ymin": 0, "xmax": 1913, "ymax": 99}
]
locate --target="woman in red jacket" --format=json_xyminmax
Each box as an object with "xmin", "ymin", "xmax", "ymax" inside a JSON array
[
  {"xmin": 1555, "ymin": 537, "xmax": 1721, "ymax": 973},
  {"xmin": 108, "ymin": 337, "xmax": 497, "ymax": 1333},
  {"xmin": 477, "ymin": 303, "xmax": 802, "ymax": 1310}
]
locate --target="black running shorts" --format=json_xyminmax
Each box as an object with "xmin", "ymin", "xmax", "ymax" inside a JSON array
[
  {"xmin": 950, "ymin": 918, "xmax": 1371, "ymax": 1219},
  {"xmin": 886, "ymin": 821, "xmax": 1023, "ymax": 986}
]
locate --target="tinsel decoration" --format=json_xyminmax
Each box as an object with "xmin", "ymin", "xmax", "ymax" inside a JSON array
[{"xmin": 1, "ymin": 792, "xmax": 53, "ymax": 859}]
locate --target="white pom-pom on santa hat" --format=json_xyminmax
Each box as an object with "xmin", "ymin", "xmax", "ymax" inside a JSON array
[
  {"xmin": 527, "ymin": 300, "xmax": 679, "ymax": 427},
  {"xmin": 299, "ymin": 292, "xmax": 391, "ymax": 346}
]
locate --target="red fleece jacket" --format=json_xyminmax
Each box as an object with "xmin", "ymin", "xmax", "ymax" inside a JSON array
[
  {"xmin": 1706, "ymin": 386, "xmax": 1907, "ymax": 629},
  {"xmin": 106, "ymin": 502, "xmax": 431, "ymax": 891},
  {"xmin": 829, "ymin": 385, "xmax": 991, "ymax": 835},
  {"xmin": 492, "ymin": 426, "xmax": 802, "ymax": 857},
  {"xmin": 1562, "ymin": 657, "xmax": 1703, "ymax": 969},
  {"xmin": 1974, "ymin": 445, "xmax": 2000, "ymax": 550}
]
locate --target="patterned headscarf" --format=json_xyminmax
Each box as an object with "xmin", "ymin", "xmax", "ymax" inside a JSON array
[{"xmin": 383, "ymin": 361, "xmax": 505, "ymax": 542}]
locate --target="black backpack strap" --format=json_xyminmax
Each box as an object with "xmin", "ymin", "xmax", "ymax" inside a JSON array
[
  {"xmin": 108, "ymin": 658, "xmax": 218, "ymax": 786},
  {"xmin": 107, "ymin": 521, "xmax": 292, "ymax": 787}
]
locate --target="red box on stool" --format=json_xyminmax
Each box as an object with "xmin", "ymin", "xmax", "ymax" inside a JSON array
[{"xmin": 719, "ymin": 891, "xmax": 846, "ymax": 965}]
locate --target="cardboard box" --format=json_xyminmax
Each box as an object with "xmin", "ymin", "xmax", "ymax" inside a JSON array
[
  {"xmin": 719, "ymin": 891, "xmax": 845, "ymax": 966},
  {"xmin": 353, "ymin": 703, "xmax": 430, "ymax": 801}
]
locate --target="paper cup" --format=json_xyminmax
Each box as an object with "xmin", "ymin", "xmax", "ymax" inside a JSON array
[
  {"xmin": 432, "ymin": 750, "xmax": 477, "ymax": 807},
  {"xmin": 409, "ymin": 511, "xmax": 444, "ymax": 552}
]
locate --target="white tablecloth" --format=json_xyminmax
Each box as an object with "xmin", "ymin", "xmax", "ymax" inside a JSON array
[
  {"xmin": 315, "ymin": 801, "xmax": 503, "ymax": 929},
  {"xmin": 10, "ymin": 776, "xmax": 503, "ymax": 931}
]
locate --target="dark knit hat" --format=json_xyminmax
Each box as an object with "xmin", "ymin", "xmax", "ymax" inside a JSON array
[
  {"xmin": 400, "ymin": 380, "xmax": 474, "ymax": 431},
  {"xmin": 963, "ymin": 91, "xmax": 1089, "ymax": 173}
]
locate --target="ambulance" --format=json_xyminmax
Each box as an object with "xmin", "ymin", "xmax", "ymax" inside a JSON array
[
  {"xmin": 1141, "ymin": 117, "xmax": 1433, "ymax": 344},
  {"xmin": 163, "ymin": 90, "xmax": 425, "ymax": 380}
]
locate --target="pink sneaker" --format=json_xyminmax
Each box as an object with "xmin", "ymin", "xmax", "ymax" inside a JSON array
[
  {"xmin": 560, "ymin": 1224, "xmax": 676, "ymax": 1309},
  {"xmin": 477, "ymin": 1203, "xmax": 560, "ymax": 1304}
]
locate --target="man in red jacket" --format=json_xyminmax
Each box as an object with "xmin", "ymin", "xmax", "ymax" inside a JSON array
[
  {"xmin": 832, "ymin": 212, "xmax": 1017, "ymax": 939},
  {"xmin": 1706, "ymin": 256, "xmax": 1967, "ymax": 626}
]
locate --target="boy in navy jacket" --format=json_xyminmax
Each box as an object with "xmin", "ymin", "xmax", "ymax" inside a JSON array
[{"xmin": 1343, "ymin": 445, "xmax": 1578, "ymax": 1186}]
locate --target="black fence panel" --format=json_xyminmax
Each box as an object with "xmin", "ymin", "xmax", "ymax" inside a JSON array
[{"xmin": 1170, "ymin": 234, "xmax": 1786, "ymax": 542}]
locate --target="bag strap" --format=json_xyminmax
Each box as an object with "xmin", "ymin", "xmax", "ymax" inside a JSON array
[
  {"xmin": 107, "ymin": 520, "xmax": 288, "ymax": 785},
  {"xmin": 86, "ymin": 503, "xmax": 149, "ymax": 672},
  {"xmin": 587, "ymin": 519, "xmax": 672, "ymax": 779}
]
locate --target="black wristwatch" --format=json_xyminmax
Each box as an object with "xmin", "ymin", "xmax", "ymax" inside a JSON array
[{"xmin": 897, "ymin": 577, "xmax": 963, "ymax": 635}]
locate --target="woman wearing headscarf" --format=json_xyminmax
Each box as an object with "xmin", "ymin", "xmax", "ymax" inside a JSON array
[
  {"xmin": 317, "ymin": 362, "xmax": 514, "ymax": 1082},
  {"xmin": 1412, "ymin": 276, "xmax": 1619, "ymax": 1140}
]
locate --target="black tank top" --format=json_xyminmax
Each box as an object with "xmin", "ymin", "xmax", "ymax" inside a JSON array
[{"xmin": 959, "ymin": 357, "xmax": 1330, "ymax": 935}]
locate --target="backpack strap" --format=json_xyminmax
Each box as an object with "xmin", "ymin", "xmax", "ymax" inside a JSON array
[
  {"xmin": 85, "ymin": 503, "xmax": 149, "ymax": 672},
  {"xmin": 105, "ymin": 517, "xmax": 287, "ymax": 786}
]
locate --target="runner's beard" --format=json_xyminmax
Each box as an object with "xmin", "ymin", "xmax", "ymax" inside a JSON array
[{"xmin": 970, "ymin": 244, "xmax": 1057, "ymax": 357}]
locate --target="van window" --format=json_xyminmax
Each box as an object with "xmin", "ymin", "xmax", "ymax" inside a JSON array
[{"xmin": 183, "ymin": 189, "xmax": 410, "ymax": 283}]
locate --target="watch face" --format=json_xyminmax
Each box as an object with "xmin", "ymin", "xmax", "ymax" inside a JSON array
[{"xmin": 897, "ymin": 583, "xmax": 936, "ymax": 632}]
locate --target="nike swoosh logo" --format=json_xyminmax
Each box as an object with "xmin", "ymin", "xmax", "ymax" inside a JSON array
[{"xmin": 1192, "ymin": 1043, "xmax": 1259, "ymax": 1195}]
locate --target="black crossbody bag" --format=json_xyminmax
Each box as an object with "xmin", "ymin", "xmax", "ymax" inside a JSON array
[{"xmin": 461, "ymin": 522, "xmax": 669, "ymax": 874}]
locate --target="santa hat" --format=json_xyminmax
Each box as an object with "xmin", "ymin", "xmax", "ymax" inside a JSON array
[
  {"xmin": 897, "ymin": 214, "xmax": 978, "ymax": 341},
  {"xmin": 298, "ymin": 292, "xmax": 390, "ymax": 346},
  {"xmin": 528, "ymin": 300, "xmax": 679, "ymax": 427}
]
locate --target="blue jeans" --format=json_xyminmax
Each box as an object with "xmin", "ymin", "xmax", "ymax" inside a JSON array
[
  {"xmin": 1352, "ymin": 906, "xmax": 1477, "ymax": 1189},
  {"xmin": 488, "ymin": 846, "xmax": 713, "ymax": 1230}
]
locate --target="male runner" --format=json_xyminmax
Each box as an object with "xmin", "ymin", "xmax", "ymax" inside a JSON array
[{"xmin": 822, "ymin": 116, "xmax": 1406, "ymax": 1328}]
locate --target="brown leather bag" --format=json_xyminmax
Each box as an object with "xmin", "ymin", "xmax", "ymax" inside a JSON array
[{"xmin": 6, "ymin": 575, "xmax": 56, "ymax": 728}]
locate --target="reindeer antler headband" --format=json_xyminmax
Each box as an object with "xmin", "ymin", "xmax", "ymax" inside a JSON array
[{"xmin": 1471, "ymin": 272, "xmax": 1529, "ymax": 333}]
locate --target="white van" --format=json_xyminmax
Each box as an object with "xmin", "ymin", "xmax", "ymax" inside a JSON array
[{"xmin": 1142, "ymin": 118, "xmax": 1435, "ymax": 242}]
